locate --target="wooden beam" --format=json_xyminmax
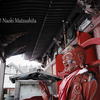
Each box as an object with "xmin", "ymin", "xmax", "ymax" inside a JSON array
[{"xmin": 0, "ymin": 59, "xmax": 6, "ymax": 100}]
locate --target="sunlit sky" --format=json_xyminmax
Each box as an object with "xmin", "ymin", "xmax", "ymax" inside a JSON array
[
  {"xmin": 4, "ymin": 55, "xmax": 42, "ymax": 88},
  {"xmin": 6, "ymin": 54, "xmax": 41, "ymax": 67}
]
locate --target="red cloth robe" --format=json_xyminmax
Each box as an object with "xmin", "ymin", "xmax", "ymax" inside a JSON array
[{"xmin": 58, "ymin": 69, "xmax": 81, "ymax": 100}]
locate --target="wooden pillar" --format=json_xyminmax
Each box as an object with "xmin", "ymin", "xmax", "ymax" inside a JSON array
[
  {"xmin": 0, "ymin": 59, "xmax": 6, "ymax": 100},
  {"xmin": 93, "ymin": 25, "xmax": 100, "ymax": 74},
  {"xmin": 55, "ymin": 54, "xmax": 64, "ymax": 94}
]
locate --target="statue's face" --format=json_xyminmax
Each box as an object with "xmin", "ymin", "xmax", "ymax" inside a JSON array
[{"xmin": 62, "ymin": 47, "xmax": 81, "ymax": 74}]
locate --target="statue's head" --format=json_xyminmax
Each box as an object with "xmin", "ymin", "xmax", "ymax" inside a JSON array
[{"xmin": 62, "ymin": 44, "xmax": 86, "ymax": 74}]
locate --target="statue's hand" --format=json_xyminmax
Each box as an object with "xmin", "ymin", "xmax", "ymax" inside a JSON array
[{"xmin": 39, "ymin": 81, "xmax": 50, "ymax": 100}]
